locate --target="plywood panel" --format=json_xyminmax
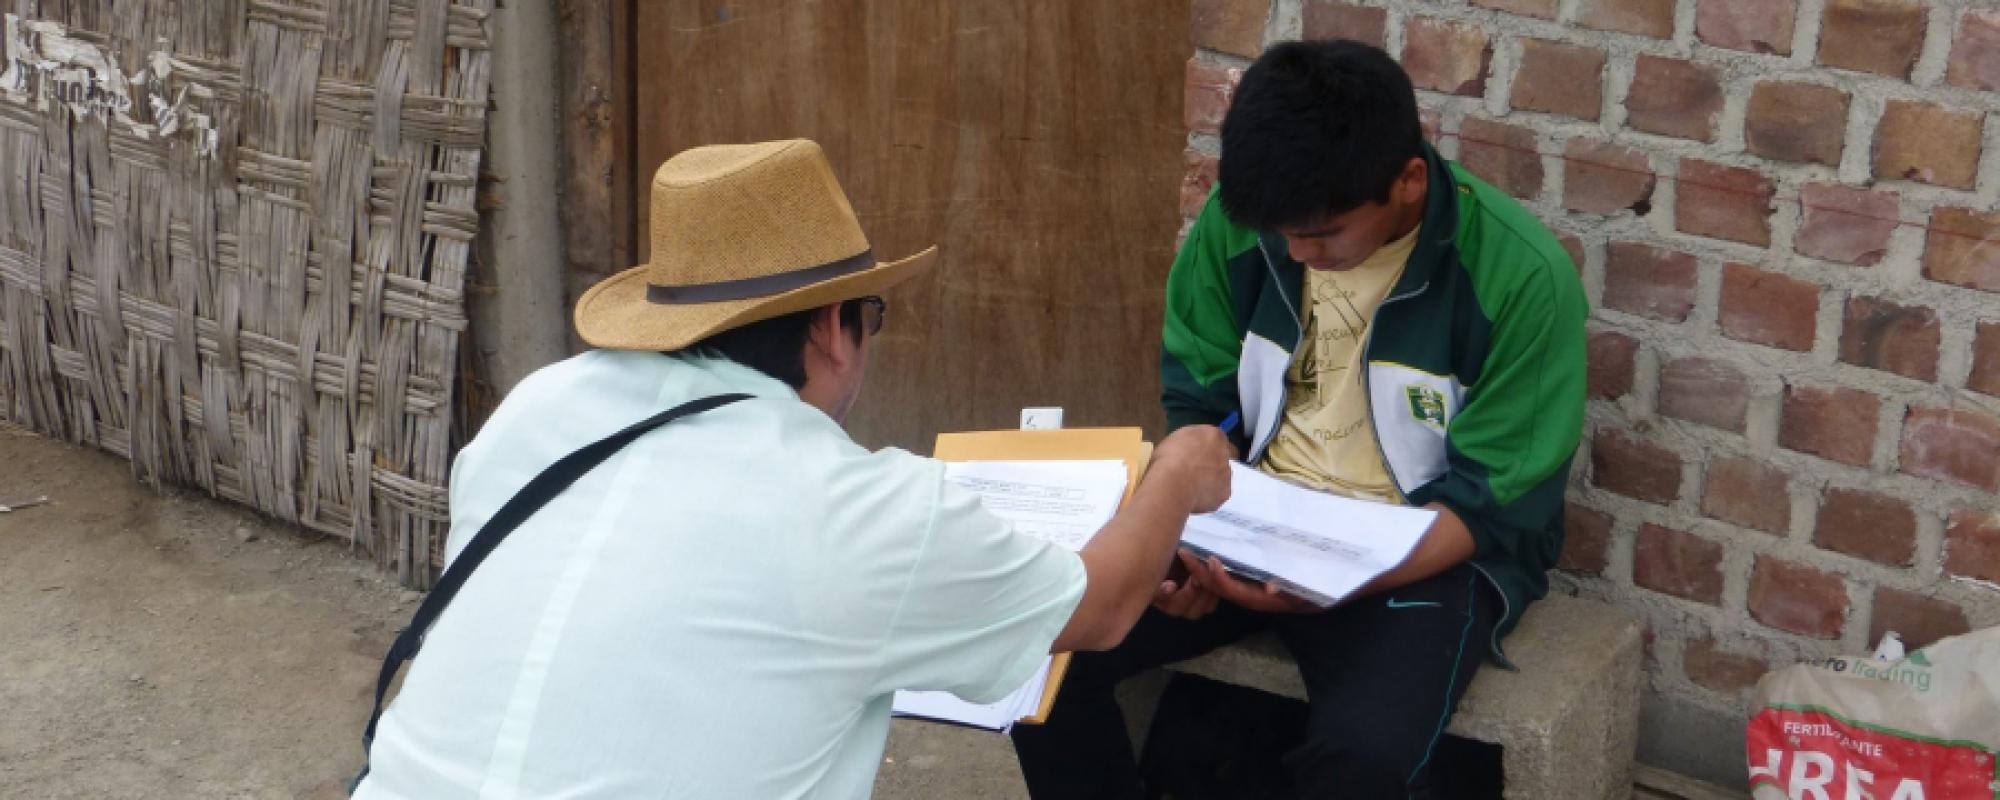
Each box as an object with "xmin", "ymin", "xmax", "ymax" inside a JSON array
[{"xmin": 634, "ymin": 0, "xmax": 1191, "ymax": 451}]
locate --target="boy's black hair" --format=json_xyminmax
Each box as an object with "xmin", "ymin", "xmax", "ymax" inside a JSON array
[
  {"xmin": 1217, "ymin": 39, "xmax": 1425, "ymax": 230},
  {"xmin": 676, "ymin": 299, "xmax": 866, "ymax": 389}
]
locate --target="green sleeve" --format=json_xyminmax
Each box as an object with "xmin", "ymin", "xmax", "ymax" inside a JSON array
[
  {"xmin": 1161, "ymin": 188, "xmax": 1256, "ymax": 433},
  {"xmin": 1409, "ymin": 250, "xmax": 1588, "ymax": 563}
]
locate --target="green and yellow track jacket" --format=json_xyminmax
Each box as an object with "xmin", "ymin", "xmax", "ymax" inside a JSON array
[{"xmin": 1161, "ymin": 143, "xmax": 1589, "ymax": 659}]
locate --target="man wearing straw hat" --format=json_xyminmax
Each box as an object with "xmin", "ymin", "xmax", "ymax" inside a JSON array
[{"xmin": 350, "ymin": 139, "xmax": 1235, "ymax": 798}]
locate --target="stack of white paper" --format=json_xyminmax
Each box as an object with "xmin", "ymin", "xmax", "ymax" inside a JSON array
[
  {"xmin": 1180, "ymin": 462, "xmax": 1437, "ymax": 607},
  {"xmin": 891, "ymin": 459, "xmax": 1128, "ymax": 731},
  {"xmin": 892, "ymin": 658, "xmax": 1055, "ymax": 731}
]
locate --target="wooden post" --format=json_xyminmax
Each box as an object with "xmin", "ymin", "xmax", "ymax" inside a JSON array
[{"xmin": 556, "ymin": 0, "xmax": 638, "ymax": 354}]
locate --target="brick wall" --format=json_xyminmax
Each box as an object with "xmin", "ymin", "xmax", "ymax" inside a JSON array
[{"xmin": 1184, "ymin": 0, "xmax": 2000, "ymax": 782}]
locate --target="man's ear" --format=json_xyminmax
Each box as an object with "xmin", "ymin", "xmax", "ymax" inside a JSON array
[
  {"xmin": 1397, "ymin": 156, "xmax": 1428, "ymax": 204},
  {"xmin": 805, "ymin": 303, "xmax": 853, "ymax": 367}
]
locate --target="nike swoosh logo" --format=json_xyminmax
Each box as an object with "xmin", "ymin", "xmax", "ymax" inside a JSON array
[{"xmin": 1386, "ymin": 599, "xmax": 1441, "ymax": 610}]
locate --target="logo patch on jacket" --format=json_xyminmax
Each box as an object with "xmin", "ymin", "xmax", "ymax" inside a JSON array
[{"xmin": 1406, "ymin": 385, "xmax": 1448, "ymax": 430}]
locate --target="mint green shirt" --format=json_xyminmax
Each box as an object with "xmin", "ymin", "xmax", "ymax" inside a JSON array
[{"xmin": 356, "ymin": 351, "xmax": 1087, "ymax": 799}]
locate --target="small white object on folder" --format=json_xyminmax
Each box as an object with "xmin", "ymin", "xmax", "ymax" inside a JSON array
[
  {"xmin": 891, "ymin": 459, "xmax": 1129, "ymax": 731},
  {"xmin": 1180, "ymin": 462, "xmax": 1437, "ymax": 607}
]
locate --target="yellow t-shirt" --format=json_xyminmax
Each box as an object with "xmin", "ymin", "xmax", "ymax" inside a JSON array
[{"xmin": 1257, "ymin": 225, "xmax": 1420, "ymax": 502}]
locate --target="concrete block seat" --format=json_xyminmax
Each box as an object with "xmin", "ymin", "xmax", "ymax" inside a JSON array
[{"xmin": 1161, "ymin": 594, "xmax": 1642, "ymax": 800}]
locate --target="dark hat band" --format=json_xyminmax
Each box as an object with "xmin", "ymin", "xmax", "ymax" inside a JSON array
[{"xmin": 646, "ymin": 250, "xmax": 875, "ymax": 305}]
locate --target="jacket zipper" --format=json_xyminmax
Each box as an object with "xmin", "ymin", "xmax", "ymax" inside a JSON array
[
  {"xmin": 1362, "ymin": 276, "xmax": 1517, "ymax": 669},
  {"xmin": 1357, "ymin": 280, "xmax": 1427, "ymax": 494},
  {"xmin": 1467, "ymin": 562, "xmax": 1516, "ymax": 669},
  {"xmin": 1249, "ymin": 239, "xmax": 1306, "ymax": 466}
]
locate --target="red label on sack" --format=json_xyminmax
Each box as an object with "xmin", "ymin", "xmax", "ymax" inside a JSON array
[{"xmin": 1748, "ymin": 707, "xmax": 1998, "ymax": 800}]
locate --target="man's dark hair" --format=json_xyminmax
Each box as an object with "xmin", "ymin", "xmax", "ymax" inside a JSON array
[
  {"xmin": 1218, "ymin": 39, "xmax": 1425, "ymax": 230},
  {"xmin": 677, "ymin": 299, "xmax": 865, "ymax": 389}
]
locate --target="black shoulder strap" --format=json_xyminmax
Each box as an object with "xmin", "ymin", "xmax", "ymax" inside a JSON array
[{"xmin": 357, "ymin": 392, "xmax": 751, "ymax": 767}]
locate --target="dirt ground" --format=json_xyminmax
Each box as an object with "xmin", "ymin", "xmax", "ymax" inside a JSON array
[{"xmin": 0, "ymin": 426, "xmax": 1027, "ymax": 799}]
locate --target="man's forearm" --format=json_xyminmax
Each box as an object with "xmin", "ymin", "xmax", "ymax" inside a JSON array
[
  {"xmin": 1052, "ymin": 468, "xmax": 1197, "ymax": 652},
  {"xmin": 1352, "ymin": 503, "xmax": 1476, "ymax": 597}
]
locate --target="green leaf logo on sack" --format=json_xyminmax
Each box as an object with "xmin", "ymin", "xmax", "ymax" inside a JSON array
[{"xmin": 1748, "ymin": 706, "xmax": 1995, "ymax": 800}]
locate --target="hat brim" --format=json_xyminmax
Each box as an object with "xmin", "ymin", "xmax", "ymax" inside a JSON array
[{"xmin": 574, "ymin": 246, "xmax": 939, "ymax": 352}]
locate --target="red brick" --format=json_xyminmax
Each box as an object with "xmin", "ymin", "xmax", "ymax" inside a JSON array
[
  {"xmin": 1719, "ymin": 263, "xmax": 1819, "ymax": 352},
  {"xmin": 1578, "ymin": 0, "xmax": 1676, "ymax": 38},
  {"xmin": 1185, "ymin": 60, "xmax": 1241, "ymax": 137},
  {"xmin": 1838, "ymin": 296, "xmax": 1939, "ymax": 381},
  {"xmin": 1969, "ymin": 321, "xmax": 2000, "ymax": 398},
  {"xmin": 1925, "ymin": 207, "xmax": 2000, "ymax": 294},
  {"xmin": 1944, "ymin": 508, "xmax": 2000, "ymax": 584},
  {"xmin": 1684, "ymin": 636, "xmax": 1770, "ymax": 694},
  {"xmin": 1472, "ymin": 0, "xmax": 1556, "ymax": 19},
  {"xmin": 1181, "ymin": 149, "xmax": 1219, "ymax": 219},
  {"xmin": 1457, "ymin": 117, "xmax": 1542, "ymax": 200},
  {"xmin": 1779, "ymin": 384, "xmax": 1881, "ymax": 467},
  {"xmin": 1899, "ymin": 406, "xmax": 2000, "ymax": 492},
  {"xmin": 1873, "ymin": 101, "xmax": 1984, "ymax": 191},
  {"xmin": 1946, "ymin": 9, "xmax": 2000, "ymax": 91},
  {"xmin": 1676, "ymin": 159, "xmax": 1775, "ymax": 246},
  {"xmin": 1819, "ymin": 0, "xmax": 1928, "ymax": 79},
  {"xmin": 1626, "ymin": 56, "xmax": 1725, "ymax": 142},
  {"xmin": 1744, "ymin": 82, "xmax": 1850, "ymax": 166},
  {"xmin": 1696, "ymin": 0, "xmax": 1796, "ymax": 55},
  {"xmin": 1593, "ymin": 429, "xmax": 1683, "ymax": 504},
  {"xmin": 1634, "ymin": 524, "xmax": 1723, "ymax": 604},
  {"xmin": 1870, "ymin": 588, "xmax": 1972, "ymax": 651},
  {"xmin": 1192, "ymin": 0, "xmax": 1270, "ymax": 58},
  {"xmin": 1659, "ymin": 357, "xmax": 1750, "ymax": 433},
  {"xmin": 1302, "ymin": 1, "xmax": 1387, "ymax": 48},
  {"xmin": 1402, "ymin": 17, "xmax": 1492, "ymax": 98},
  {"xmin": 1588, "ymin": 330, "xmax": 1638, "ymax": 399},
  {"xmin": 1563, "ymin": 138, "xmax": 1654, "ymax": 215},
  {"xmin": 1702, "ymin": 456, "xmax": 1791, "ymax": 535},
  {"xmin": 1749, "ymin": 557, "xmax": 1848, "ymax": 638},
  {"xmin": 1603, "ymin": 242, "xmax": 1697, "ymax": 322},
  {"xmin": 1512, "ymin": 39, "xmax": 1605, "ymax": 121},
  {"xmin": 1560, "ymin": 502, "xmax": 1614, "ymax": 575},
  {"xmin": 1796, "ymin": 183, "xmax": 1900, "ymax": 266},
  {"xmin": 1558, "ymin": 233, "xmax": 1587, "ymax": 274},
  {"xmin": 1815, "ymin": 487, "xmax": 1917, "ymax": 566}
]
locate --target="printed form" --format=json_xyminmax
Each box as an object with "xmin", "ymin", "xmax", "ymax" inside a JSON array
[
  {"xmin": 1181, "ymin": 462, "xmax": 1437, "ymax": 607},
  {"xmin": 891, "ymin": 459, "xmax": 1129, "ymax": 731}
]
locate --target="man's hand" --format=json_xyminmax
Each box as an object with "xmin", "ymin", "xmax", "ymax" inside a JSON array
[
  {"xmin": 1152, "ymin": 550, "xmax": 1221, "ymax": 620},
  {"xmin": 1184, "ymin": 554, "xmax": 1320, "ymax": 615},
  {"xmin": 1151, "ymin": 425, "xmax": 1235, "ymax": 514}
]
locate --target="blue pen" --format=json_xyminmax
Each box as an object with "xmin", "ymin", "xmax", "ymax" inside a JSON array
[{"xmin": 1218, "ymin": 411, "xmax": 1240, "ymax": 435}]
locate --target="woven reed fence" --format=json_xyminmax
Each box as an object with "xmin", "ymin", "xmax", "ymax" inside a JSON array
[{"xmin": 0, "ymin": 0, "xmax": 493, "ymax": 588}]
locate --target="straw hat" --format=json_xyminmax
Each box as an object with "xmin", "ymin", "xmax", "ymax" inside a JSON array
[{"xmin": 574, "ymin": 139, "xmax": 937, "ymax": 351}]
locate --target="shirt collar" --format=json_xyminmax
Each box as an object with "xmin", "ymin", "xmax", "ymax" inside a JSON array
[
  {"xmin": 670, "ymin": 351, "xmax": 804, "ymax": 402},
  {"xmin": 1389, "ymin": 141, "xmax": 1462, "ymax": 300}
]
